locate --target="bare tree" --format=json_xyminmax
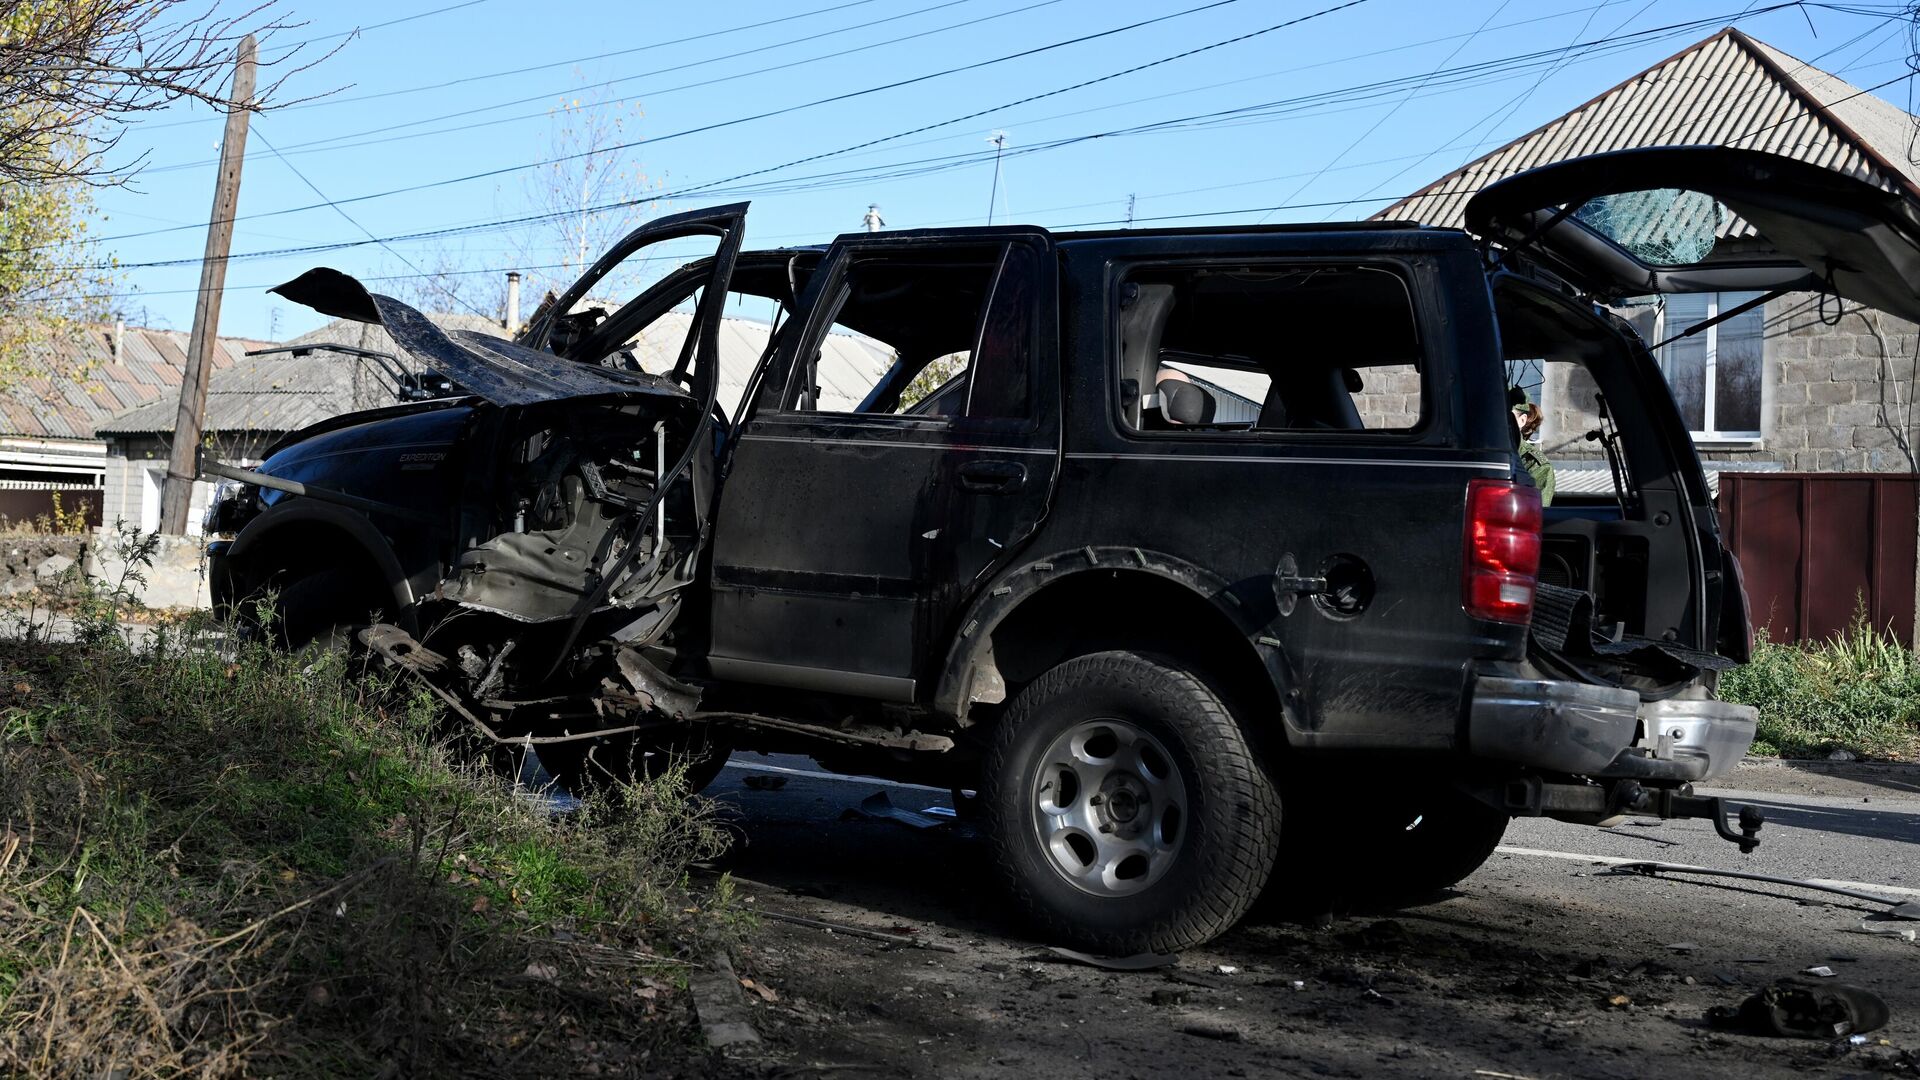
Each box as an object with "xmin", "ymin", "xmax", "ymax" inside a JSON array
[
  {"xmin": 516, "ymin": 78, "xmax": 661, "ymax": 301},
  {"xmin": 0, "ymin": 0, "xmax": 325, "ymax": 187},
  {"xmin": 383, "ymin": 245, "xmax": 509, "ymax": 325}
]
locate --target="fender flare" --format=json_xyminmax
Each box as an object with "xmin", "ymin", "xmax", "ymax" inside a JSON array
[
  {"xmin": 226, "ymin": 499, "xmax": 419, "ymax": 631},
  {"xmin": 930, "ymin": 545, "xmax": 1292, "ymax": 722}
]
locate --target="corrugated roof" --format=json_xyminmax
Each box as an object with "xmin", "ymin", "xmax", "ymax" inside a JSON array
[
  {"xmin": 0, "ymin": 323, "xmax": 268, "ymax": 441},
  {"xmin": 98, "ymin": 311, "xmax": 501, "ymax": 436},
  {"xmin": 100, "ymin": 311, "xmax": 898, "ymax": 434},
  {"xmin": 1378, "ymin": 28, "xmax": 1920, "ymax": 230}
]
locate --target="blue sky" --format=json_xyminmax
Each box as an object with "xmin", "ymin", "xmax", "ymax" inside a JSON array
[{"xmin": 86, "ymin": 0, "xmax": 1917, "ymax": 341}]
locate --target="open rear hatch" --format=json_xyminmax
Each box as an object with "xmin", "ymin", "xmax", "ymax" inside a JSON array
[
  {"xmin": 1465, "ymin": 147, "xmax": 1920, "ymax": 685},
  {"xmin": 1464, "ymin": 145, "xmax": 1920, "ymax": 322}
]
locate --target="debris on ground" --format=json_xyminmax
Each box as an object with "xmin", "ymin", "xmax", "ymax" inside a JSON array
[
  {"xmin": 1039, "ymin": 946, "xmax": 1180, "ymax": 971},
  {"xmin": 758, "ymin": 909, "xmax": 961, "ymax": 953},
  {"xmin": 1806, "ymin": 966, "xmax": 1839, "ymax": 977},
  {"xmin": 1215, "ymin": 964, "xmax": 1240, "ymax": 975},
  {"xmin": 1706, "ymin": 978, "xmax": 1890, "ymax": 1039},
  {"xmin": 841, "ymin": 791, "xmax": 952, "ymax": 830}
]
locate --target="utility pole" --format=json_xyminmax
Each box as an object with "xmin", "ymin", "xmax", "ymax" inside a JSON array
[
  {"xmin": 160, "ymin": 34, "xmax": 256, "ymax": 535},
  {"xmin": 986, "ymin": 131, "xmax": 1007, "ymax": 225},
  {"xmin": 1126, "ymin": 193, "xmax": 1137, "ymax": 229}
]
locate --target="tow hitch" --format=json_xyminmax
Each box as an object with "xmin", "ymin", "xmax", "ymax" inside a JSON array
[{"xmin": 1501, "ymin": 777, "xmax": 1765, "ymax": 852}]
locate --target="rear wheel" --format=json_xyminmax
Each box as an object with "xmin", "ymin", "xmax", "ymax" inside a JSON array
[
  {"xmin": 982, "ymin": 650, "xmax": 1281, "ymax": 954},
  {"xmin": 1275, "ymin": 780, "xmax": 1508, "ymax": 909}
]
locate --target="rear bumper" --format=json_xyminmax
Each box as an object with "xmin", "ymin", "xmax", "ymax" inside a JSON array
[
  {"xmin": 1468, "ymin": 676, "xmax": 1641, "ymax": 774},
  {"xmin": 1467, "ymin": 676, "xmax": 1756, "ymax": 781},
  {"xmin": 1631, "ymin": 697, "xmax": 1758, "ymax": 783}
]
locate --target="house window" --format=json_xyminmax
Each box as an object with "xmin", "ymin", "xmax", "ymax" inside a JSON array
[{"xmin": 1657, "ymin": 292, "xmax": 1763, "ymax": 440}]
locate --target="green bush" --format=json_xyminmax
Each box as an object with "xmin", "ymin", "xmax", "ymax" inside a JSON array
[
  {"xmin": 1719, "ymin": 614, "xmax": 1920, "ymax": 761},
  {"xmin": 0, "ymin": 549, "xmax": 743, "ymax": 1076}
]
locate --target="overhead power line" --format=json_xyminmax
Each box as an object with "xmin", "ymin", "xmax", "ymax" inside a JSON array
[
  {"xmin": 75, "ymin": 0, "xmax": 1273, "ymax": 249},
  {"xmin": 67, "ymin": 1, "xmax": 1903, "ymax": 275},
  {"xmin": 254, "ymin": 128, "xmax": 494, "ymax": 319},
  {"xmin": 140, "ymin": 0, "xmax": 1062, "ymax": 174}
]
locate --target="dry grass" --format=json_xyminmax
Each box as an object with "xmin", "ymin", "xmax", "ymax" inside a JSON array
[{"xmin": 0, "ymin": 587, "xmax": 746, "ymax": 1076}]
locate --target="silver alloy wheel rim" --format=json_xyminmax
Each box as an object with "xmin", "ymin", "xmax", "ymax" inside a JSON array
[{"xmin": 1030, "ymin": 718, "xmax": 1189, "ymax": 896}]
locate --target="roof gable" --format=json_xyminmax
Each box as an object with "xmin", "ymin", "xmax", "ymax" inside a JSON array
[{"xmin": 1377, "ymin": 28, "xmax": 1920, "ymax": 229}]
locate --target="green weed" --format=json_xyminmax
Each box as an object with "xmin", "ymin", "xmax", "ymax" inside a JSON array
[{"xmin": 1720, "ymin": 611, "xmax": 1920, "ymax": 761}]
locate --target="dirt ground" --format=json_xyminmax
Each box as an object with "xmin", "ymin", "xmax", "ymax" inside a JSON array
[{"xmin": 696, "ymin": 757, "xmax": 1920, "ymax": 1079}]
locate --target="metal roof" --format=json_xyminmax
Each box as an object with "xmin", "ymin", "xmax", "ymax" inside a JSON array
[
  {"xmin": 98, "ymin": 312, "xmax": 503, "ymax": 436},
  {"xmin": 1378, "ymin": 28, "xmax": 1920, "ymax": 230},
  {"xmin": 0, "ymin": 323, "xmax": 267, "ymax": 441}
]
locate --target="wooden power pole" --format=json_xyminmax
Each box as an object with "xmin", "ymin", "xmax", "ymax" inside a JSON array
[{"xmin": 160, "ymin": 34, "xmax": 257, "ymax": 535}]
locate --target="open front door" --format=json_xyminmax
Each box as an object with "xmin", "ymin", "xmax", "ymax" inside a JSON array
[
  {"xmin": 705, "ymin": 229, "xmax": 1059, "ymax": 701},
  {"xmin": 1464, "ymin": 146, "xmax": 1920, "ymax": 323}
]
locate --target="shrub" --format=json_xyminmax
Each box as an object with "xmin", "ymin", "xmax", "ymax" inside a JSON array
[
  {"xmin": 0, "ymin": 532, "xmax": 742, "ymax": 1077},
  {"xmin": 1720, "ymin": 613, "xmax": 1920, "ymax": 761}
]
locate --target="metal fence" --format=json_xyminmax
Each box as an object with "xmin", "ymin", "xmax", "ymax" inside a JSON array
[{"xmin": 1718, "ymin": 472, "xmax": 1918, "ymax": 647}]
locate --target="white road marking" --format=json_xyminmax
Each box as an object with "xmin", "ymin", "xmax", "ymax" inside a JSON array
[
  {"xmin": 1495, "ymin": 844, "xmax": 1920, "ymax": 898},
  {"xmin": 721, "ymin": 759, "xmax": 947, "ymax": 794}
]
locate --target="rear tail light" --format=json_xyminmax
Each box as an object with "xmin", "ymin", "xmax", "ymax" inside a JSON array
[{"xmin": 1463, "ymin": 478, "xmax": 1543, "ymax": 624}]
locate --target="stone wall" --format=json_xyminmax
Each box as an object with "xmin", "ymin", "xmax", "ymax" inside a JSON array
[{"xmin": 0, "ymin": 535, "xmax": 89, "ymax": 598}]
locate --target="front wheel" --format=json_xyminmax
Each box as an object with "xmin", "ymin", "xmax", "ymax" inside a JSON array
[{"xmin": 982, "ymin": 650, "xmax": 1281, "ymax": 954}]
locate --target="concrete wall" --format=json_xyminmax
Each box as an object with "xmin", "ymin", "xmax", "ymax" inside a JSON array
[
  {"xmin": 84, "ymin": 527, "xmax": 209, "ymax": 610},
  {"xmin": 1522, "ymin": 293, "xmax": 1920, "ymax": 473}
]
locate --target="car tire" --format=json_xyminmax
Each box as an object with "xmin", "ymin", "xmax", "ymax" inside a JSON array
[
  {"xmin": 1276, "ymin": 781, "xmax": 1508, "ymax": 909},
  {"xmin": 537, "ymin": 726, "xmax": 733, "ymax": 799},
  {"xmin": 261, "ymin": 564, "xmax": 375, "ymax": 651},
  {"xmin": 982, "ymin": 650, "xmax": 1281, "ymax": 954}
]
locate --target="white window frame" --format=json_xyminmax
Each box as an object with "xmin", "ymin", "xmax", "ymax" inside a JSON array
[{"xmin": 1655, "ymin": 292, "xmax": 1765, "ymax": 446}]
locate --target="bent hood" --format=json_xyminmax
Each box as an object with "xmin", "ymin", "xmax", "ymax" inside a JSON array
[{"xmin": 270, "ymin": 267, "xmax": 692, "ymax": 408}]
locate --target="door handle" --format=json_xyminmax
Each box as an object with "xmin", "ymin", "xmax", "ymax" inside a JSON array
[{"xmin": 957, "ymin": 459, "xmax": 1027, "ymax": 494}]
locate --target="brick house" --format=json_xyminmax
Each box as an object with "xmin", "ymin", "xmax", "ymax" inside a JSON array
[{"xmin": 1378, "ymin": 27, "xmax": 1920, "ymax": 487}]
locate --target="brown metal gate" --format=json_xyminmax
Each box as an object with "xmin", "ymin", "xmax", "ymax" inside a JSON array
[{"xmin": 1718, "ymin": 472, "xmax": 1918, "ymax": 646}]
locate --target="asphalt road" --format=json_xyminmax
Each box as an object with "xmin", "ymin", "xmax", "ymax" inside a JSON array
[{"xmin": 706, "ymin": 753, "xmax": 1920, "ymax": 1078}]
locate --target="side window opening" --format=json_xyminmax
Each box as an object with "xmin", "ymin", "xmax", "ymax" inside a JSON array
[
  {"xmin": 1116, "ymin": 265, "xmax": 1424, "ymax": 434},
  {"xmin": 784, "ymin": 243, "xmax": 1035, "ymax": 419}
]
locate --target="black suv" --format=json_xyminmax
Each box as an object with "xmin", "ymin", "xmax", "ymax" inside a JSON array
[{"xmin": 204, "ymin": 147, "xmax": 1920, "ymax": 953}]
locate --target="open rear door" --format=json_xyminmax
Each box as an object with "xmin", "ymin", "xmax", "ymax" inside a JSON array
[{"xmin": 1464, "ymin": 146, "xmax": 1920, "ymax": 323}]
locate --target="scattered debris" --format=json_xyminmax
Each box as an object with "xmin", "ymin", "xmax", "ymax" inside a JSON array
[
  {"xmin": 1605, "ymin": 994, "xmax": 1633, "ymax": 1009},
  {"xmin": 1215, "ymin": 964, "xmax": 1240, "ymax": 976},
  {"xmin": 1804, "ymin": 966, "xmax": 1837, "ymax": 978},
  {"xmin": 1180, "ymin": 1022, "xmax": 1245, "ymax": 1042},
  {"xmin": 739, "ymin": 977, "xmax": 779, "ymax": 1003},
  {"xmin": 1664, "ymin": 942, "xmax": 1699, "ymax": 953},
  {"xmin": 759, "ymin": 909, "xmax": 961, "ymax": 953},
  {"xmin": 1706, "ymin": 978, "xmax": 1890, "ymax": 1039},
  {"xmin": 1150, "ymin": 987, "xmax": 1191, "ymax": 1006},
  {"xmin": 741, "ymin": 774, "xmax": 788, "ymax": 791},
  {"xmin": 1040, "ymin": 946, "xmax": 1179, "ymax": 971},
  {"xmin": 841, "ymin": 791, "xmax": 952, "ymax": 830},
  {"xmin": 1857, "ymin": 920, "xmax": 1919, "ymax": 942}
]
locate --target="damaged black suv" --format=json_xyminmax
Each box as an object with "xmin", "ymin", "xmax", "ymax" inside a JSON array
[{"xmin": 203, "ymin": 147, "xmax": 1920, "ymax": 953}]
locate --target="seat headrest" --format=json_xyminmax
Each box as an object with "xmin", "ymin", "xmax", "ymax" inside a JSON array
[{"xmin": 1162, "ymin": 380, "xmax": 1216, "ymax": 425}]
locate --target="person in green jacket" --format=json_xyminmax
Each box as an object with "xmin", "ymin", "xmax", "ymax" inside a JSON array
[{"xmin": 1514, "ymin": 401, "xmax": 1555, "ymax": 506}]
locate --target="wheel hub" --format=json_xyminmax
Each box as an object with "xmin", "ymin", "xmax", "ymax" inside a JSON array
[{"xmin": 1030, "ymin": 718, "xmax": 1189, "ymax": 897}]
